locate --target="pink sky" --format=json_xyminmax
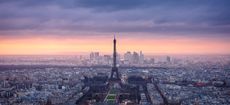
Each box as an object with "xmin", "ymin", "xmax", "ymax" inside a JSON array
[{"xmin": 0, "ymin": 35, "xmax": 229, "ymax": 55}]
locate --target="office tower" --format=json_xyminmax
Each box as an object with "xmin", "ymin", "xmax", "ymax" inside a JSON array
[
  {"xmin": 132, "ymin": 51, "xmax": 139, "ymax": 64},
  {"xmin": 90, "ymin": 52, "xmax": 99, "ymax": 60},
  {"xmin": 90, "ymin": 52, "xmax": 100, "ymax": 64},
  {"xmin": 124, "ymin": 51, "xmax": 132, "ymax": 64},
  {"xmin": 139, "ymin": 51, "xmax": 144, "ymax": 64},
  {"xmin": 103, "ymin": 55, "xmax": 112, "ymax": 65},
  {"xmin": 166, "ymin": 56, "xmax": 171, "ymax": 63}
]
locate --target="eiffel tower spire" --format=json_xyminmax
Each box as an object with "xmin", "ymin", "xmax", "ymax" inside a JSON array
[
  {"xmin": 113, "ymin": 34, "xmax": 117, "ymax": 68},
  {"xmin": 110, "ymin": 34, "xmax": 120, "ymax": 80}
]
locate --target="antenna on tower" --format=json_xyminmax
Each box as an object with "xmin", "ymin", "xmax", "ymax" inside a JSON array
[{"xmin": 114, "ymin": 32, "xmax": 119, "ymax": 39}]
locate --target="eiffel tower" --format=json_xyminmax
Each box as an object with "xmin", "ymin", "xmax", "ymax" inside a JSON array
[{"xmin": 109, "ymin": 35, "xmax": 120, "ymax": 81}]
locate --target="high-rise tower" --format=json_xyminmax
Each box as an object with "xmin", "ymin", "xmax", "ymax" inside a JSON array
[{"xmin": 110, "ymin": 35, "xmax": 120, "ymax": 80}]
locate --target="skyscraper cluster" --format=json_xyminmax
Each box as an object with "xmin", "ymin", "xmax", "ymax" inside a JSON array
[
  {"xmin": 86, "ymin": 51, "xmax": 173, "ymax": 67},
  {"xmin": 89, "ymin": 52, "xmax": 100, "ymax": 61},
  {"xmin": 89, "ymin": 52, "xmax": 113, "ymax": 65},
  {"xmin": 124, "ymin": 51, "xmax": 144, "ymax": 65}
]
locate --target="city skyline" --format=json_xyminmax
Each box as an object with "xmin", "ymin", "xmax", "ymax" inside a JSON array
[
  {"xmin": 0, "ymin": 1, "xmax": 230, "ymax": 105},
  {"xmin": 0, "ymin": 33, "xmax": 229, "ymax": 105},
  {"xmin": 0, "ymin": 0, "xmax": 230, "ymax": 55},
  {"xmin": 0, "ymin": 35, "xmax": 229, "ymax": 55}
]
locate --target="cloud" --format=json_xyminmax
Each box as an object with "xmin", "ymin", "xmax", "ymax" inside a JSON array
[{"xmin": 0, "ymin": 0, "xmax": 230, "ymax": 38}]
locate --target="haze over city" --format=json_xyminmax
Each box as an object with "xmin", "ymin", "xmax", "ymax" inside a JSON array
[{"xmin": 0, "ymin": 1, "xmax": 230, "ymax": 105}]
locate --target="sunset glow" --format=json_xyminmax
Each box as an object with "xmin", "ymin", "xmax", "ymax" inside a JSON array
[{"xmin": 0, "ymin": 36, "xmax": 229, "ymax": 55}]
